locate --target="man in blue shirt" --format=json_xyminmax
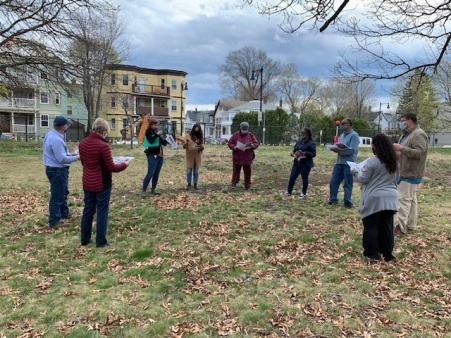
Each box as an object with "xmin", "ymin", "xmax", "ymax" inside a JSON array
[
  {"xmin": 327, "ymin": 118, "xmax": 360, "ymax": 208},
  {"xmin": 42, "ymin": 116, "xmax": 79, "ymax": 229}
]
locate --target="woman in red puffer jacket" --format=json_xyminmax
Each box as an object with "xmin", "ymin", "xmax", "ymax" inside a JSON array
[{"xmin": 79, "ymin": 118, "xmax": 128, "ymax": 247}]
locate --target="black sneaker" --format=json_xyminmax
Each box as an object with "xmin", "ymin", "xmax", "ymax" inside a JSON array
[
  {"xmin": 96, "ymin": 242, "xmax": 111, "ymax": 248},
  {"xmin": 343, "ymin": 203, "xmax": 354, "ymax": 209},
  {"xmin": 327, "ymin": 200, "xmax": 338, "ymax": 205}
]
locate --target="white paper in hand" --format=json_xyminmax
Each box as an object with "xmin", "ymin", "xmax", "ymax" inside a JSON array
[
  {"xmin": 113, "ymin": 156, "xmax": 134, "ymax": 164},
  {"xmin": 347, "ymin": 157, "xmax": 370, "ymax": 171}
]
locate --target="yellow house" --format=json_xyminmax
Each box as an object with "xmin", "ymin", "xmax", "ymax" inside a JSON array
[{"xmin": 101, "ymin": 64, "xmax": 188, "ymax": 140}]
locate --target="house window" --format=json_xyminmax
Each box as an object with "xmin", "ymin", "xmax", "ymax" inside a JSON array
[
  {"xmin": 111, "ymin": 73, "xmax": 116, "ymax": 85},
  {"xmin": 67, "ymin": 105, "xmax": 72, "ymax": 115},
  {"xmin": 171, "ymin": 79, "xmax": 177, "ymax": 90},
  {"xmin": 40, "ymin": 71, "xmax": 47, "ymax": 79},
  {"xmin": 111, "ymin": 118, "xmax": 116, "ymax": 130},
  {"xmin": 41, "ymin": 114, "xmax": 49, "ymax": 127},
  {"xmin": 160, "ymin": 101, "xmax": 165, "ymax": 108},
  {"xmin": 55, "ymin": 92, "xmax": 60, "ymax": 105},
  {"xmin": 122, "ymin": 74, "xmax": 129, "ymax": 86},
  {"xmin": 209, "ymin": 116, "xmax": 213, "ymax": 123},
  {"xmin": 160, "ymin": 79, "xmax": 165, "ymax": 89},
  {"xmin": 122, "ymin": 118, "xmax": 128, "ymax": 129},
  {"xmin": 171, "ymin": 100, "xmax": 177, "ymax": 111},
  {"xmin": 40, "ymin": 91, "xmax": 49, "ymax": 104},
  {"xmin": 111, "ymin": 96, "xmax": 116, "ymax": 108}
]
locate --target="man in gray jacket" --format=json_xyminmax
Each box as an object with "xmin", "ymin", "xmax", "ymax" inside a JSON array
[{"xmin": 393, "ymin": 113, "xmax": 428, "ymax": 235}]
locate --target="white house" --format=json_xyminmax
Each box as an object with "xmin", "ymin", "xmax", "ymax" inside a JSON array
[
  {"xmin": 368, "ymin": 110, "xmax": 395, "ymax": 132},
  {"xmin": 216, "ymin": 100, "xmax": 279, "ymax": 140}
]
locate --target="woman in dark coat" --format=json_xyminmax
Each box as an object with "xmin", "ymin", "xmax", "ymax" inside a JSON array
[{"xmin": 284, "ymin": 128, "xmax": 316, "ymax": 199}]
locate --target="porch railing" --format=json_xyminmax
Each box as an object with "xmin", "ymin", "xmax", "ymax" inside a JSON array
[
  {"xmin": 0, "ymin": 98, "xmax": 35, "ymax": 109},
  {"xmin": 13, "ymin": 124, "xmax": 36, "ymax": 133}
]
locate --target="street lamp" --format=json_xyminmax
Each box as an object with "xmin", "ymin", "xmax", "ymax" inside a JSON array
[
  {"xmin": 180, "ymin": 81, "xmax": 188, "ymax": 135},
  {"xmin": 378, "ymin": 102, "xmax": 390, "ymax": 133},
  {"xmin": 251, "ymin": 67, "xmax": 264, "ymax": 144}
]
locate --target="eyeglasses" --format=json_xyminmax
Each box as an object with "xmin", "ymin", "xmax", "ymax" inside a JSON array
[{"xmin": 341, "ymin": 123, "xmax": 348, "ymax": 126}]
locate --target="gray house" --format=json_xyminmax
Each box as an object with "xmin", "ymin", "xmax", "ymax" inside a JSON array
[{"xmin": 185, "ymin": 109, "xmax": 216, "ymax": 138}]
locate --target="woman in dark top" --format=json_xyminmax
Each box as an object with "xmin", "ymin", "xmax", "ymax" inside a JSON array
[
  {"xmin": 284, "ymin": 128, "xmax": 316, "ymax": 199},
  {"xmin": 141, "ymin": 118, "xmax": 168, "ymax": 197}
]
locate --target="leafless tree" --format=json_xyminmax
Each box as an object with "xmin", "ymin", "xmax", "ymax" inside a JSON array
[
  {"xmin": 218, "ymin": 46, "xmax": 283, "ymax": 101},
  {"xmin": 0, "ymin": 0, "xmax": 109, "ymax": 85},
  {"xmin": 241, "ymin": 0, "xmax": 451, "ymax": 80},
  {"xmin": 320, "ymin": 78, "xmax": 353, "ymax": 116},
  {"xmin": 63, "ymin": 5, "xmax": 129, "ymax": 132},
  {"xmin": 348, "ymin": 80, "xmax": 376, "ymax": 119},
  {"xmin": 276, "ymin": 63, "xmax": 323, "ymax": 114}
]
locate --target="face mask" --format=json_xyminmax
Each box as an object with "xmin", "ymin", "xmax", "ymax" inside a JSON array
[
  {"xmin": 398, "ymin": 121, "xmax": 407, "ymax": 131},
  {"xmin": 338, "ymin": 125, "xmax": 346, "ymax": 132}
]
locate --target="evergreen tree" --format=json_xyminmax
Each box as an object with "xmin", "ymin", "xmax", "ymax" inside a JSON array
[
  {"xmin": 396, "ymin": 70, "xmax": 437, "ymax": 134},
  {"xmin": 231, "ymin": 108, "xmax": 290, "ymax": 144}
]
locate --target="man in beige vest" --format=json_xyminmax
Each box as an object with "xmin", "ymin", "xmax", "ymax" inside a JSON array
[{"xmin": 393, "ymin": 113, "xmax": 428, "ymax": 234}]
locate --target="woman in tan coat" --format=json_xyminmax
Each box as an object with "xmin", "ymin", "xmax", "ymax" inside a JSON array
[{"xmin": 183, "ymin": 123, "xmax": 204, "ymax": 190}]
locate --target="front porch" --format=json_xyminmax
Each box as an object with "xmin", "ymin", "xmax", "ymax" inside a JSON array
[{"xmin": 0, "ymin": 112, "xmax": 38, "ymax": 139}]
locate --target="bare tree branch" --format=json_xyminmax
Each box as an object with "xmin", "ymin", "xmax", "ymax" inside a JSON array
[{"xmin": 242, "ymin": 0, "xmax": 451, "ymax": 80}]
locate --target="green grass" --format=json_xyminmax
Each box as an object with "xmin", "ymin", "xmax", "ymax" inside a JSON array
[{"xmin": 0, "ymin": 142, "xmax": 450, "ymax": 337}]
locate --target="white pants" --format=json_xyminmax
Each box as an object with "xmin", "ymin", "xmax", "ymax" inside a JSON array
[{"xmin": 396, "ymin": 181, "xmax": 419, "ymax": 233}]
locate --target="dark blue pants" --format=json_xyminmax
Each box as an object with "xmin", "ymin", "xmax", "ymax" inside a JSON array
[
  {"xmin": 286, "ymin": 163, "xmax": 312, "ymax": 195},
  {"xmin": 81, "ymin": 188, "xmax": 111, "ymax": 246},
  {"xmin": 45, "ymin": 166, "xmax": 70, "ymax": 227},
  {"xmin": 329, "ymin": 163, "xmax": 354, "ymax": 205},
  {"xmin": 142, "ymin": 155, "xmax": 164, "ymax": 192}
]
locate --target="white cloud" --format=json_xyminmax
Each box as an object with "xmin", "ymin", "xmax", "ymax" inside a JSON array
[{"xmin": 113, "ymin": 0, "xmax": 389, "ymax": 106}]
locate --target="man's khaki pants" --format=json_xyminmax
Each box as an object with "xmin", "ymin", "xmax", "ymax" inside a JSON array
[{"xmin": 396, "ymin": 181, "xmax": 419, "ymax": 233}]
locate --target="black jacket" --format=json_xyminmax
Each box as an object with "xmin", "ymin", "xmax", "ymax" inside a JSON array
[
  {"xmin": 291, "ymin": 139, "xmax": 316, "ymax": 168},
  {"xmin": 144, "ymin": 129, "xmax": 168, "ymax": 156}
]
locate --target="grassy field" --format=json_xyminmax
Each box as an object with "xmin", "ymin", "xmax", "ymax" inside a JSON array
[{"xmin": 0, "ymin": 141, "xmax": 450, "ymax": 338}]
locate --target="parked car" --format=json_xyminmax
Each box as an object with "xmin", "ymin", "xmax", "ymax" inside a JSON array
[
  {"xmin": 216, "ymin": 137, "xmax": 228, "ymax": 145},
  {"xmin": 205, "ymin": 137, "xmax": 218, "ymax": 145},
  {"xmin": 0, "ymin": 133, "xmax": 14, "ymax": 140},
  {"xmin": 205, "ymin": 137, "xmax": 228, "ymax": 145},
  {"xmin": 114, "ymin": 137, "xmax": 138, "ymax": 145}
]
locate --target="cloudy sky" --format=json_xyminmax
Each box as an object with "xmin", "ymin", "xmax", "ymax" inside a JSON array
[{"xmin": 115, "ymin": 0, "xmax": 392, "ymax": 110}]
